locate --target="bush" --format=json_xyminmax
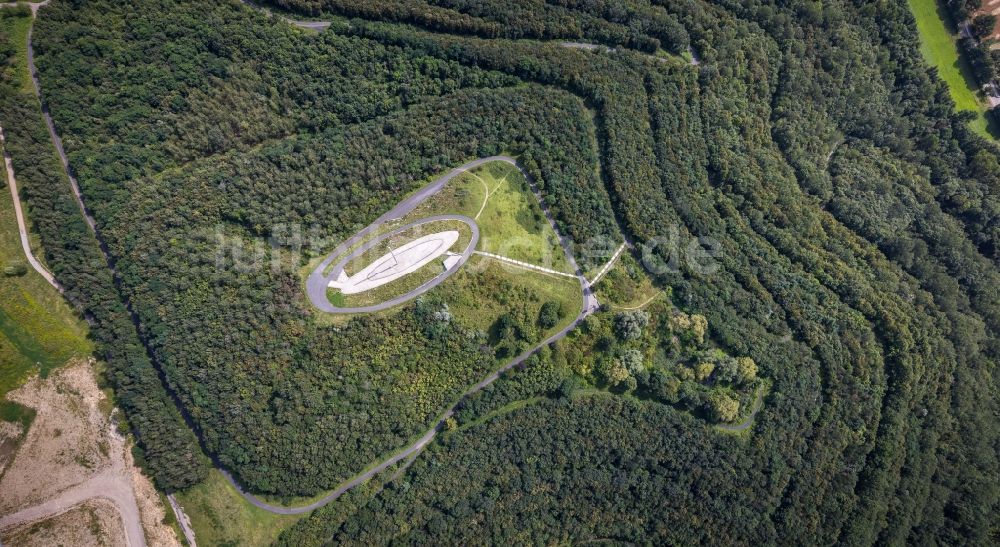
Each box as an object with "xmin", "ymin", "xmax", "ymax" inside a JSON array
[
  {"xmin": 3, "ymin": 261, "xmax": 27, "ymax": 276},
  {"xmin": 613, "ymin": 310, "xmax": 649, "ymax": 341},
  {"xmin": 537, "ymin": 300, "xmax": 562, "ymax": 329}
]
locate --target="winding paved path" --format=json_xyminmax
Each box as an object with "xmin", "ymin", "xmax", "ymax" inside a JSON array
[
  {"xmin": 717, "ymin": 385, "xmax": 765, "ymax": 432},
  {"xmin": 0, "ymin": 125, "xmax": 59, "ymax": 289}
]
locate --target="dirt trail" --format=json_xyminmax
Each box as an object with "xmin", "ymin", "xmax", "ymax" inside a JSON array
[
  {"xmin": 2, "ymin": 498, "xmax": 126, "ymax": 547},
  {"xmin": 0, "ymin": 363, "xmax": 179, "ymax": 547}
]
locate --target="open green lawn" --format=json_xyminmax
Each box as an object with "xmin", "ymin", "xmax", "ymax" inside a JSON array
[
  {"xmin": 0, "ymin": 11, "xmax": 92, "ymax": 400},
  {"xmin": 174, "ymin": 469, "xmax": 303, "ymax": 547},
  {"xmin": 472, "ymin": 163, "xmax": 572, "ymax": 273},
  {"xmin": 407, "ymin": 160, "xmax": 570, "ymax": 272},
  {"xmin": 907, "ymin": 0, "xmax": 995, "ymax": 137},
  {"xmin": 409, "ymin": 169, "xmax": 488, "ymax": 220},
  {"xmin": 436, "ymin": 255, "xmax": 582, "ymax": 339}
]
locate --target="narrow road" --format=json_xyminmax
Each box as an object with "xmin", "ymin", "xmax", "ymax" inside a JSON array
[
  {"xmin": 0, "ymin": 125, "xmax": 59, "ymax": 289},
  {"xmin": 716, "ymin": 385, "xmax": 765, "ymax": 432},
  {"xmin": 239, "ymin": 0, "xmax": 331, "ymax": 30},
  {"xmin": 0, "ymin": 471, "xmax": 144, "ymax": 547},
  {"xmin": 166, "ymin": 494, "xmax": 197, "ymax": 547},
  {"xmin": 0, "ymin": 424, "xmax": 146, "ymax": 547},
  {"xmin": 227, "ymin": 156, "xmax": 599, "ymax": 514}
]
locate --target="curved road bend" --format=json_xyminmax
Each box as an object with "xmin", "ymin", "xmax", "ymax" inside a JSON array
[
  {"xmin": 0, "ymin": 471, "xmax": 145, "ymax": 547},
  {"xmin": 0, "ymin": 421, "xmax": 147, "ymax": 547},
  {"xmin": 307, "ymin": 214, "xmax": 478, "ymax": 313},
  {"xmin": 0, "ymin": 126, "xmax": 59, "ymax": 289},
  {"xmin": 229, "ymin": 156, "xmax": 598, "ymax": 514},
  {"xmin": 717, "ymin": 385, "xmax": 765, "ymax": 432},
  {"xmin": 238, "ymin": 0, "xmax": 331, "ymax": 30}
]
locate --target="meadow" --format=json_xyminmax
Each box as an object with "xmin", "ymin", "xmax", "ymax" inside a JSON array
[{"xmin": 907, "ymin": 0, "xmax": 994, "ymax": 137}]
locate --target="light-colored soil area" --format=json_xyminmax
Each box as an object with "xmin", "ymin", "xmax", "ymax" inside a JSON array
[
  {"xmin": 129, "ymin": 453, "xmax": 180, "ymax": 547},
  {"xmin": 0, "ymin": 360, "xmax": 181, "ymax": 547},
  {"xmin": 1, "ymin": 498, "xmax": 126, "ymax": 547},
  {"xmin": 0, "ymin": 361, "xmax": 110, "ymax": 512},
  {"xmin": 0, "ymin": 419, "xmax": 24, "ymax": 476}
]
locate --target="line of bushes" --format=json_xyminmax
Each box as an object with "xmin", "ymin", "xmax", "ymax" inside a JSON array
[{"xmin": 0, "ymin": 86, "xmax": 210, "ymax": 491}]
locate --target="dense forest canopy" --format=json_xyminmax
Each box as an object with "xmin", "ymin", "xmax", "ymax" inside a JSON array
[{"xmin": 8, "ymin": 0, "xmax": 998, "ymax": 543}]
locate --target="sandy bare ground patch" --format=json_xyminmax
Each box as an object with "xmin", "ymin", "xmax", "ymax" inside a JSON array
[
  {"xmin": 1, "ymin": 497, "xmax": 126, "ymax": 547},
  {"xmin": 0, "ymin": 361, "xmax": 180, "ymax": 547},
  {"xmin": 0, "ymin": 361, "xmax": 110, "ymax": 512},
  {"xmin": 0, "ymin": 419, "xmax": 24, "ymax": 477}
]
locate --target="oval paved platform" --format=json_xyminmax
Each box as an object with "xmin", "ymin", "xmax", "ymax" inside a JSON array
[{"xmin": 308, "ymin": 214, "xmax": 478, "ymax": 313}]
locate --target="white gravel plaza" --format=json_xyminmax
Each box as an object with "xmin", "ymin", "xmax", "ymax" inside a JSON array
[{"xmin": 329, "ymin": 230, "xmax": 461, "ymax": 294}]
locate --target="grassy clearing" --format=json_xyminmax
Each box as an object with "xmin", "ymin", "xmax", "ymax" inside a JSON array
[
  {"xmin": 406, "ymin": 161, "xmax": 570, "ymax": 272},
  {"xmin": 473, "ymin": 164, "xmax": 572, "ymax": 273},
  {"xmin": 174, "ymin": 469, "xmax": 302, "ymax": 547},
  {"xmin": 436, "ymin": 255, "xmax": 582, "ymax": 338},
  {"xmin": 0, "ymin": 11, "xmax": 92, "ymax": 400},
  {"xmin": 409, "ymin": 170, "xmax": 487, "ymax": 220},
  {"xmin": 907, "ymin": 0, "xmax": 995, "ymax": 137},
  {"xmin": 593, "ymin": 253, "xmax": 664, "ymax": 309}
]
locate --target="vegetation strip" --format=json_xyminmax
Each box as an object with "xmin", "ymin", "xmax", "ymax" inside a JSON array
[{"xmin": 0, "ymin": 125, "xmax": 57, "ymax": 289}]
